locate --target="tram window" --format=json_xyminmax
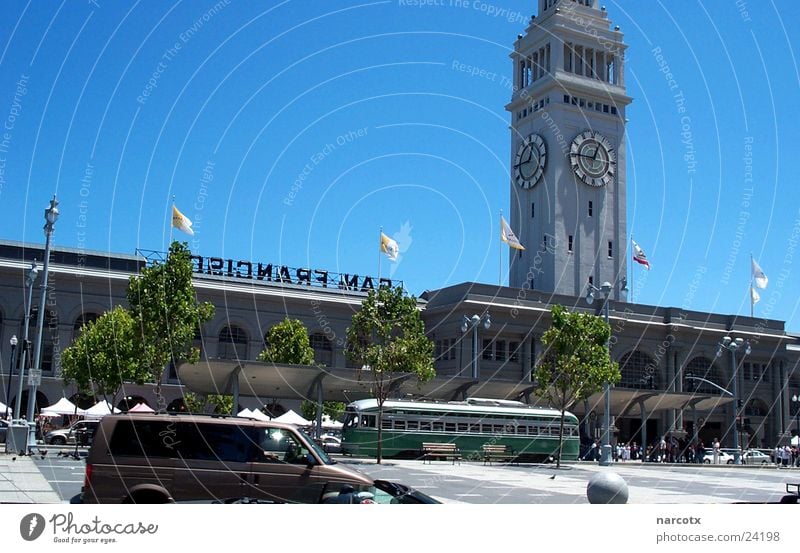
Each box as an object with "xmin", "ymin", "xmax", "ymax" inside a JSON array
[
  {"xmin": 504, "ymin": 424, "xmax": 516, "ymax": 433},
  {"xmin": 381, "ymin": 419, "xmax": 392, "ymax": 430},
  {"xmin": 394, "ymin": 420, "xmax": 406, "ymax": 430},
  {"xmin": 407, "ymin": 421, "xmax": 419, "ymax": 431},
  {"xmin": 469, "ymin": 424, "xmax": 480, "ymax": 433},
  {"xmin": 457, "ymin": 423, "xmax": 468, "ymax": 432},
  {"xmin": 445, "ymin": 422, "xmax": 456, "ymax": 432},
  {"xmin": 432, "ymin": 421, "xmax": 444, "ymax": 432},
  {"xmin": 517, "ymin": 426, "xmax": 528, "ymax": 434},
  {"xmin": 481, "ymin": 424, "xmax": 493, "ymax": 433},
  {"xmin": 528, "ymin": 427, "xmax": 538, "ymax": 435}
]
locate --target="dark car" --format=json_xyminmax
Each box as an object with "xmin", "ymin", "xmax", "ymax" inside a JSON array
[{"xmin": 0, "ymin": 419, "xmax": 8, "ymax": 443}]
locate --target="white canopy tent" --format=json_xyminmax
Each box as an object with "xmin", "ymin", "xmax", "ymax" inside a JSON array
[
  {"xmin": 41, "ymin": 397, "xmax": 85, "ymax": 417},
  {"xmin": 0, "ymin": 400, "xmax": 12, "ymax": 419},
  {"xmin": 273, "ymin": 409, "xmax": 311, "ymax": 426},
  {"xmin": 128, "ymin": 402, "xmax": 155, "ymax": 413},
  {"xmin": 320, "ymin": 415, "xmax": 343, "ymax": 429},
  {"xmin": 84, "ymin": 400, "xmax": 120, "ymax": 419},
  {"xmin": 248, "ymin": 409, "xmax": 271, "ymax": 422},
  {"xmin": 237, "ymin": 408, "xmax": 254, "ymax": 418}
]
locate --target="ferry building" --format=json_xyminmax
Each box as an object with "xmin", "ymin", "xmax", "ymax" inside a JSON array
[{"xmin": 1, "ymin": 0, "xmax": 798, "ymax": 453}]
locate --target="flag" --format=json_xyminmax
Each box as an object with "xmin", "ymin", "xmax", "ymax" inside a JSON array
[
  {"xmin": 632, "ymin": 239, "xmax": 650, "ymax": 269},
  {"xmin": 500, "ymin": 216, "xmax": 525, "ymax": 250},
  {"xmin": 172, "ymin": 205, "xmax": 194, "ymax": 236},
  {"xmin": 380, "ymin": 231, "xmax": 399, "ymax": 261},
  {"xmin": 751, "ymin": 286, "xmax": 760, "ymax": 305},
  {"xmin": 752, "ymin": 257, "xmax": 768, "ymax": 289}
]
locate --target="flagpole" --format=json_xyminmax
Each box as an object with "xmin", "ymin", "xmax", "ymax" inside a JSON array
[
  {"xmin": 499, "ymin": 210, "xmax": 503, "ymax": 286},
  {"xmin": 170, "ymin": 195, "xmax": 175, "ymax": 247},
  {"xmin": 750, "ymin": 252, "xmax": 755, "ymax": 319},
  {"xmin": 378, "ymin": 227, "xmax": 382, "ymax": 286},
  {"xmin": 630, "ymin": 235, "xmax": 635, "ymax": 304}
]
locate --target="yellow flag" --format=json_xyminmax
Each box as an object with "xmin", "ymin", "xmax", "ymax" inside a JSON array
[
  {"xmin": 172, "ymin": 205, "xmax": 194, "ymax": 236},
  {"xmin": 380, "ymin": 232, "xmax": 399, "ymax": 261}
]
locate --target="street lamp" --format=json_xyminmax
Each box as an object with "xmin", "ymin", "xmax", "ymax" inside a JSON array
[
  {"xmin": 715, "ymin": 336, "xmax": 751, "ymax": 465},
  {"xmin": 792, "ymin": 395, "xmax": 800, "ymax": 447},
  {"xmin": 27, "ymin": 195, "xmax": 59, "ymax": 452},
  {"xmin": 586, "ymin": 281, "xmax": 614, "ymax": 466},
  {"xmin": 13, "ymin": 261, "xmax": 38, "ymax": 425},
  {"xmin": 4, "ymin": 335, "xmax": 17, "ymax": 419},
  {"xmin": 461, "ymin": 313, "xmax": 491, "ymax": 379}
]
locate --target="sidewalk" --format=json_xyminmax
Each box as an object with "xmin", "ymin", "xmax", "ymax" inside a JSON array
[{"xmin": 0, "ymin": 453, "xmax": 62, "ymax": 503}]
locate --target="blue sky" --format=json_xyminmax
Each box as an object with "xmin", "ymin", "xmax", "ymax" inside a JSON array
[{"xmin": 0, "ymin": 1, "xmax": 798, "ymax": 329}]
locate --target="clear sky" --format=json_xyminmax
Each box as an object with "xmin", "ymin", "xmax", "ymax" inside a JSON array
[{"xmin": 0, "ymin": 1, "xmax": 798, "ymax": 329}]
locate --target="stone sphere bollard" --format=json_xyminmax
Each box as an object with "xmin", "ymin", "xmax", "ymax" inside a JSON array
[{"xmin": 587, "ymin": 472, "xmax": 629, "ymax": 504}]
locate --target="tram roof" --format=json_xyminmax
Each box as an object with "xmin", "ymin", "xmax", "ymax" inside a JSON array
[{"xmin": 346, "ymin": 398, "xmax": 573, "ymax": 419}]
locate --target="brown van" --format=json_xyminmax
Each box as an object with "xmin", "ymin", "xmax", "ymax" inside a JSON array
[{"xmin": 79, "ymin": 413, "xmax": 375, "ymax": 504}]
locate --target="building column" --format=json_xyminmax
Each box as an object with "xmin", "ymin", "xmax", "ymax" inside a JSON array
[
  {"xmin": 522, "ymin": 337, "xmax": 532, "ymax": 382},
  {"xmin": 782, "ymin": 360, "xmax": 790, "ymax": 436}
]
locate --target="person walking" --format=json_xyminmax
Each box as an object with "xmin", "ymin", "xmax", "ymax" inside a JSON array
[{"xmin": 712, "ymin": 438, "xmax": 720, "ymax": 465}]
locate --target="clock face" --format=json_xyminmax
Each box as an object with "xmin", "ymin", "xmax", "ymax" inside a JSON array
[
  {"xmin": 569, "ymin": 130, "xmax": 616, "ymax": 187},
  {"xmin": 513, "ymin": 134, "xmax": 546, "ymax": 189}
]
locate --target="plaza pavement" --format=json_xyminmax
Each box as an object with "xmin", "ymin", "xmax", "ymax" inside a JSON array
[{"xmin": 0, "ymin": 451, "xmax": 796, "ymax": 504}]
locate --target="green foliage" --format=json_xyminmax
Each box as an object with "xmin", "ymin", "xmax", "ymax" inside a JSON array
[
  {"xmin": 126, "ymin": 241, "xmax": 215, "ymax": 406},
  {"xmin": 346, "ymin": 286, "xmax": 435, "ymax": 462},
  {"xmin": 258, "ymin": 318, "xmax": 315, "ymax": 365},
  {"xmin": 533, "ymin": 304, "xmax": 620, "ymax": 466},
  {"xmin": 182, "ymin": 392, "xmax": 233, "ymax": 414},
  {"xmin": 300, "ymin": 400, "xmax": 345, "ymax": 422},
  {"xmin": 61, "ymin": 306, "xmax": 149, "ymax": 405}
]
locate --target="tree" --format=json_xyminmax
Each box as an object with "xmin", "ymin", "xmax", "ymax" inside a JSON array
[
  {"xmin": 300, "ymin": 399, "xmax": 345, "ymax": 422},
  {"xmin": 61, "ymin": 306, "xmax": 150, "ymax": 407},
  {"xmin": 345, "ymin": 286, "xmax": 435, "ymax": 463},
  {"xmin": 533, "ymin": 304, "xmax": 620, "ymax": 468},
  {"xmin": 257, "ymin": 318, "xmax": 315, "ymax": 365},
  {"xmin": 183, "ymin": 392, "xmax": 234, "ymax": 414},
  {"xmin": 127, "ymin": 241, "xmax": 215, "ymax": 411}
]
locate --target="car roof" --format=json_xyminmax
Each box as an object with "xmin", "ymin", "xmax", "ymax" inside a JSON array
[{"xmin": 100, "ymin": 413, "xmax": 299, "ymax": 431}]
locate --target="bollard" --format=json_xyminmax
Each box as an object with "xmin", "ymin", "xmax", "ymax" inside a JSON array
[{"xmin": 587, "ymin": 472, "xmax": 629, "ymax": 504}]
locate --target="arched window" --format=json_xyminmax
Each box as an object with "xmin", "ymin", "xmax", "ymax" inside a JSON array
[
  {"xmin": 218, "ymin": 325, "xmax": 248, "ymax": 360},
  {"xmin": 309, "ymin": 333, "xmax": 333, "ymax": 367},
  {"xmin": 685, "ymin": 357, "xmax": 722, "ymax": 395},
  {"xmin": 618, "ymin": 350, "xmax": 658, "ymax": 389},
  {"xmin": 73, "ymin": 312, "xmax": 99, "ymax": 338},
  {"xmin": 745, "ymin": 399, "xmax": 769, "ymax": 417}
]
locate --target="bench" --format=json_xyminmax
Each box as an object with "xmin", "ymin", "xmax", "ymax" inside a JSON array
[
  {"xmin": 482, "ymin": 444, "xmax": 516, "ymax": 465},
  {"xmin": 421, "ymin": 442, "xmax": 461, "ymax": 464}
]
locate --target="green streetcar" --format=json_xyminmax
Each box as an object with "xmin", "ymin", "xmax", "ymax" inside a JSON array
[{"xmin": 341, "ymin": 398, "xmax": 579, "ymax": 462}]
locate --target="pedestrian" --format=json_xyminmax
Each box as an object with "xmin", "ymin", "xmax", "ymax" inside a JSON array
[
  {"xmin": 712, "ymin": 438, "xmax": 720, "ymax": 465},
  {"xmin": 696, "ymin": 440, "xmax": 705, "ymax": 464}
]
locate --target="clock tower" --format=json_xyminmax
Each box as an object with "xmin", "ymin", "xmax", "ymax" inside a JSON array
[{"xmin": 507, "ymin": 0, "xmax": 632, "ymax": 300}]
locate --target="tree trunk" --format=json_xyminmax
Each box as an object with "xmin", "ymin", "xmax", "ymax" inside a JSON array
[
  {"xmin": 376, "ymin": 401, "xmax": 384, "ymax": 464},
  {"xmin": 557, "ymin": 409, "xmax": 566, "ymax": 469}
]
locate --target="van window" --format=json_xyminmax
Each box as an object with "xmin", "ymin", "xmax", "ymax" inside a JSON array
[
  {"xmin": 257, "ymin": 429, "xmax": 309, "ymax": 464},
  {"xmin": 108, "ymin": 420, "xmax": 254, "ymax": 463}
]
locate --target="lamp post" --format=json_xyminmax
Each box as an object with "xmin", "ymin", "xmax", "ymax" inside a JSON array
[
  {"xmin": 792, "ymin": 395, "xmax": 800, "ymax": 447},
  {"xmin": 3, "ymin": 335, "xmax": 17, "ymax": 419},
  {"xmin": 461, "ymin": 313, "xmax": 491, "ymax": 379},
  {"xmin": 586, "ymin": 281, "xmax": 613, "ymax": 466},
  {"xmin": 715, "ymin": 336, "xmax": 750, "ymax": 465},
  {"xmin": 27, "ymin": 195, "xmax": 59, "ymax": 452},
  {"xmin": 13, "ymin": 260, "xmax": 38, "ymax": 425}
]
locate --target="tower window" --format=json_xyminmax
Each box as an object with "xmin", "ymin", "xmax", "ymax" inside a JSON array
[
  {"xmin": 608, "ymin": 241, "xmax": 614, "ymax": 258},
  {"xmin": 531, "ymin": 202, "xmax": 535, "ymax": 218},
  {"xmin": 588, "ymin": 276, "xmax": 594, "ymax": 286},
  {"xmin": 588, "ymin": 201, "xmax": 593, "ymax": 217},
  {"xmin": 568, "ymin": 235, "xmax": 573, "ymax": 252}
]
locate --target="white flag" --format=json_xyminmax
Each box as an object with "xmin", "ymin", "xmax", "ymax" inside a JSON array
[
  {"xmin": 500, "ymin": 216, "xmax": 525, "ymax": 250},
  {"xmin": 172, "ymin": 205, "xmax": 194, "ymax": 236},
  {"xmin": 751, "ymin": 258, "xmax": 768, "ymax": 289},
  {"xmin": 631, "ymin": 239, "xmax": 651, "ymax": 270},
  {"xmin": 380, "ymin": 232, "xmax": 399, "ymax": 261},
  {"xmin": 751, "ymin": 286, "xmax": 760, "ymax": 305}
]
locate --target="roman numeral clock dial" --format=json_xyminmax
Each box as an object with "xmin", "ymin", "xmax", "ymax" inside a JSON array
[
  {"xmin": 569, "ymin": 130, "xmax": 617, "ymax": 187},
  {"xmin": 514, "ymin": 134, "xmax": 547, "ymax": 189}
]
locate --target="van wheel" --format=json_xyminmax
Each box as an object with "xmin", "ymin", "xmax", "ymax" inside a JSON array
[
  {"xmin": 51, "ymin": 436, "xmax": 66, "ymax": 446},
  {"xmin": 123, "ymin": 491, "xmax": 171, "ymax": 504}
]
